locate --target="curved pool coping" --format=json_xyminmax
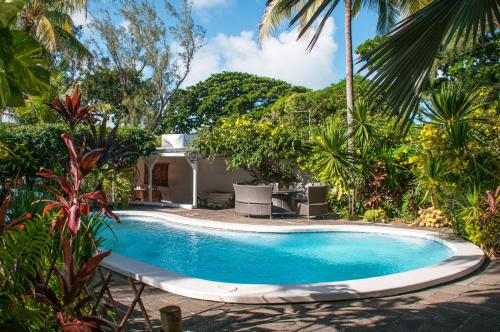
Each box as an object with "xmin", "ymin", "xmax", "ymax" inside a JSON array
[{"xmin": 101, "ymin": 210, "xmax": 485, "ymax": 304}]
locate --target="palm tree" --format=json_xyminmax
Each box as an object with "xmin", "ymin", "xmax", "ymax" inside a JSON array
[
  {"xmin": 359, "ymin": 0, "xmax": 499, "ymax": 130},
  {"xmin": 259, "ymin": 0, "xmax": 407, "ymax": 151},
  {"xmin": 17, "ymin": 0, "xmax": 90, "ymax": 58}
]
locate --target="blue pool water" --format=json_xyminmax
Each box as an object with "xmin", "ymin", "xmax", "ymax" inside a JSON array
[{"xmin": 101, "ymin": 216, "xmax": 454, "ymax": 284}]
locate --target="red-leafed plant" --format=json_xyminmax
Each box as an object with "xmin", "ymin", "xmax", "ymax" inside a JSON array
[
  {"xmin": 36, "ymin": 134, "xmax": 118, "ymax": 236},
  {"xmin": 481, "ymin": 186, "xmax": 499, "ymax": 224},
  {"xmin": 47, "ymin": 84, "xmax": 93, "ymax": 130},
  {"xmin": 364, "ymin": 161, "xmax": 388, "ymax": 209},
  {"xmin": 32, "ymin": 85, "xmax": 121, "ymax": 331},
  {"xmin": 36, "ymin": 239, "xmax": 115, "ymax": 331},
  {"xmin": 0, "ymin": 194, "xmax": 32, "ymax": 236}
]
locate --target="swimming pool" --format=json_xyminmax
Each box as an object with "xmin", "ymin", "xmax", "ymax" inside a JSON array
[
  {"xmin": 102, "ymin": 216, "xmax": 453, "ymax": 284},
  {"xmin": 100, "ymin": 211, "xmax": 485, "ymax": 303}
]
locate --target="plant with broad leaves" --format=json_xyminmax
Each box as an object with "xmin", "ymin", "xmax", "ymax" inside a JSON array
[
  {"xmin": 0, "ymin": 0, "xmax": 51, "ymax": 108},
  {"xmin": 482, "ymin": 187, "xmax": 499, "ymax": 224},
  {"xmin": 32, "ymin": 85, "xmax": 120, "ymax": 330},
  {"xmin": 36, "ymin": 133, "xmax": 119, "ymax": 236},
  {"xmin": 35, "ymin": 238, "xmax": 115, "ymax": 331},
  {"xmin": 47, "ymin": 85, "xmax": 93, "ymax": 130},
  {"xmin": 0, "ymin": 194, "xmax": 32, "ymax": 235}
]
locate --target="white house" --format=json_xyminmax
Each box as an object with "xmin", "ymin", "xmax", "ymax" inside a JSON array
[{"xmin": 133, "ymin": 134, "xmax": 252, "ymax": 209}]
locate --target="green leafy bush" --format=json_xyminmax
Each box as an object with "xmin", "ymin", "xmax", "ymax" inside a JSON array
[
  {"xmin": 457, "ymin": 187, "xmax": 500, "ymax": 257},
  {"xmin": 195, "ymin": 115, "xmax": 307, "ymax": 185},
  {"xmin": 363, "ymin": 209, "xmax": 387, "ymax": 223}
]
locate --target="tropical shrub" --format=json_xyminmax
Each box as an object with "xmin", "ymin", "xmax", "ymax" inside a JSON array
[
  {"xmin": 0, "ymin": 119, "xmax": 155, "ymax": 190},
  {"xmin": 0, "ymin": 123, "xmax": 67, "ymax": 177},
  {"xmin": 0, "ymin": 86, "xmax": 121, "ymax": 331},
  {"xmin": 305, "ymin": 117, "xmax": 355, "ymax": 197},
  {"xmin": 363, "ymin": 208, "xmax": 387, "ymax": 223},
  {"xmin": 0, "ymin": 138, "xmax": 38, "ymax": 197},
  {"xmin": 400, "ymin": 189, "xmax": 422, "ymax": 222},
  {"xmin": 456, "ymin": 186, "xmax": 500, "ymax": 257},
  {"xmin": 196, "ymin": 115, "xmax": 307, "ymax": 185}
]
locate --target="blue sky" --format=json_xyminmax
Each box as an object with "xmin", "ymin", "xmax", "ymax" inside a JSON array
[
  {"xmin": 76, "ymin": 0, "xmax": 379, "ymax": 90},
  {"xmin": 190, "ymin": 0, "xmax": 378, "ymax": 86}
]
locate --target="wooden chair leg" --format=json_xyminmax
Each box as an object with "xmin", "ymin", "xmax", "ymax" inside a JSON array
[
  {"xmin": 130, "ymin": 280, "xmax": 154, "ymax": 332},
  {"xmin": 98, "ymin": 269, "xmax": 127, "ymax": 332},
  {"xmin": 119, "ymin": 280, "xmax": 146, "ymax": 330}
]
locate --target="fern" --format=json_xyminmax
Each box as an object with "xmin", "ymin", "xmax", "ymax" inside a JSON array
[{"xmin": 0, "ymin": 215, "xmax": 53, "ymax": 330}]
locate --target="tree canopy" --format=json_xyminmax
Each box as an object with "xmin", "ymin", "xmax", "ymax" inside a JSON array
[{"xmin": 160, "ymin": 72, "xmax": 308, "ymax": 133}]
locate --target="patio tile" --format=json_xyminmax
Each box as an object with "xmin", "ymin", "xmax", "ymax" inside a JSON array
[
  {"xmin": 382, "ymin": 316, "xmax": 433, "ymax": 332},
  {"xmin": 419, "ymin": 291, "xmax": 459, "ymax": 304},
  {"xmin": 475, "ymin": 275, "xmax": 500, "ymax": 285},
  {"xmin": 454, "ymin": 315, "xmax": 500, "ymax": 332},
  {"xmin": 433, "ymin": 284, "xmax": 471, "ymax": 295}
]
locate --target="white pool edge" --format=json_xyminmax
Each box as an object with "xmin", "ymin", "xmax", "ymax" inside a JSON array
[{"xmin": 101, "ymin": 210, "xmax": 486, "ymax": 304}]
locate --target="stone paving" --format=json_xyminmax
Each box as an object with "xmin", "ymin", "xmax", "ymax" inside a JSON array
[
  {"xmin": 105, "ymin": 207, "xmax": 499, "ymax": 331},
  {"xmin": 126, "ymin": 205, "xmax": 450, "ymax": 231},
  {"xmin": 105, "ymin": 261, "xmax": 500, "ymax": 331}
]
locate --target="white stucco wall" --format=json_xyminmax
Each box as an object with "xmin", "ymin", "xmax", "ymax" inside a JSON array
[
  {"xmin": 134, "ymin": 155, "xmax": 253, "ymax": 205},
  {"xmin": 197, "ymin": 157, "xmax": 253, "ymax": 195}
]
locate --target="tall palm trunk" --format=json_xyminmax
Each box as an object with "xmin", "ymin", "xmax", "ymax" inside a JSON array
[
  {"xmin": 344, "ymin": 0, "xmax": 356, "ymax": 218},
  {"xmin": 345, "ymin": 0, "xmax": 354, "ymax": 153}
]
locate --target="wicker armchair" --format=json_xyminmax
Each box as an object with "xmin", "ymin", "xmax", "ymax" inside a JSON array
[
  {"xmin": 296, "ymin": 185, "xmax": 329, "ymax": 219},
  {"xmin": 233, "ymin": 184, "xmax": 273, "ymax": 220}
]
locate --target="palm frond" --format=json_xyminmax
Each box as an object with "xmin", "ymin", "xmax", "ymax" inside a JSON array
[
  {"xmin": 259, "ymin": 0, "xmax": 302, "ymax": 41},
  {"xmin": 359, "ymin": 0, "xmax": 499, "ymax": 131},
  {"xmin": 312, "ymin": 118, "xmax": 354, "ymax": 190},
  {"xmin": 34, "ymin": 16, "xmax": 57, "ymax": 53},
  {"xmin": 422, "ymin": 81, "xmax": 483, "ymax": 125},
  {"xmin": 50, "ymin": 0, "xmax": 88, "ymax": 15},
  {"xmin": 54, "ymin": 25, "xmax": 91, "ymax": 58},
  {"xmin": 43, "ymin": 10, "xmax": 73, "ymax": 29},
  {"xmin": 398, "ymin": 0, "xmax": 432, "ymax": 16},
  {"xmin": 351, "ymin": 99, "xmax": 375, "ymax": 149}
]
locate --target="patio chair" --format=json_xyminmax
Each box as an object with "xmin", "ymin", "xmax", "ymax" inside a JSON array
[
  {"xmin": 296, "ymin": 185, "xmax": 329, "ymax": 220},
  {"xmin": 233, "ymin": 184, "xmax": 273, "ymax": 220}
]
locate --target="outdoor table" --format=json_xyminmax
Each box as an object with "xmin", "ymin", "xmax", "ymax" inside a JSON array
[{"xmin": 272, "ymin": 189, "xmax": 302, "ymax": 214}]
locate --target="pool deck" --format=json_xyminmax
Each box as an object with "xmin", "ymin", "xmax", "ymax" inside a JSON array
[
  {"xmin": 124, "ymin": 205, "xmax": 451, "ymax": 230},
  {"xmin": 108, "ymin": 207, "xmax": 500, "ymax": 331}
]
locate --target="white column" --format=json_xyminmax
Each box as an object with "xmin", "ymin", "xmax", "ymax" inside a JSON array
[
  {"xmin": 192, "ymin": 159, "xmax": 198, "ymax": 208},
  {"xmin": 185, "ymin": 155, "xmax": 198, "ymax": 208},
  {"xmin": 146, "ymin": 156, "xmax": 159, "ymax": 202}
]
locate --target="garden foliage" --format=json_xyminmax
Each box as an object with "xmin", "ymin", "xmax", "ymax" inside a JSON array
[{"xmin": 0, "ymin": 86, "xmax": 122, "ymax": 330}]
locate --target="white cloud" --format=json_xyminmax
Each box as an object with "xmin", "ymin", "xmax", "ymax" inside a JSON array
[
  {"xmin": 120, "ymin": 19, "xmax": 131, "ymax": 30},
  {"xmin": 192, "ymin": 0, "xmax": 230, "ymax": 9},
  {"xmin": 72, "ymin": 9, "xmax": 91, "ymax": 28},
  {"xmin": 183, "ymin": 18, "xmax": 338, "ymax": 89}
]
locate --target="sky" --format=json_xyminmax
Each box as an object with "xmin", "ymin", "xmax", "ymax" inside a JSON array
[{"xmin": 75, "ymin": 0, "xmax": 379, "ymax": 90}]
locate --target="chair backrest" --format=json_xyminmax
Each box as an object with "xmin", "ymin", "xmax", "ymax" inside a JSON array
[
  {"xmin": 233, "ymin": 184, "xmax": 272, "ymax": 204},
  {"xmin": 307, "ymin": 185, "xmax": 328, "ymax": 204}
]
